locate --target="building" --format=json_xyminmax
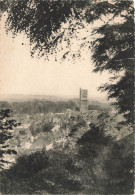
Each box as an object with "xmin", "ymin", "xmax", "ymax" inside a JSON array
[{"xmin": 79, "ymin": 88, "xmax": 88, "ymax": 112}]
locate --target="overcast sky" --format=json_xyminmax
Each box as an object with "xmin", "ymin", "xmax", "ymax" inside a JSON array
[{"xmin": 0, "ymin": 14, "xmax": 111, "ymax": 100}]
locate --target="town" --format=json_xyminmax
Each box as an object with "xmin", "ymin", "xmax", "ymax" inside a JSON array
[{"xmin": 1, "ymin": 89, "xmax": 131, "ymax": 170}]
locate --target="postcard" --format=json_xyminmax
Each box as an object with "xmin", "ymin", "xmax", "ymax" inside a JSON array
[{"xmin": 0, "ymin": 0, "xmax": 134, "ymax": 194}]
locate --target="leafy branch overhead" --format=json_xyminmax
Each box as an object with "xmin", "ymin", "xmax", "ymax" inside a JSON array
[
  {"xmin": 1, "ymin": 0, "xmax": 134, "ymax": 122},
  {"xmin": 5, "ymin": 0, "xmax": 90, "ymax": 59}
]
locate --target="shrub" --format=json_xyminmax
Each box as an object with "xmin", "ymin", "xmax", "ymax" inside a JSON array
[
  {"xmin": 0, "ymin": 149, "xmax": 82, "ymax": 194},
  {"xmin": 42, "ymin": 123, "xmax": 54, "ymax": 132}
]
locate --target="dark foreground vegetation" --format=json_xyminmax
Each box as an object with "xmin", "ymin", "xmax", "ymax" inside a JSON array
[
  {"xmin": 0, "ymin": 105, "xmax": 133, "ymax": 194},
  {"xmin": 0, "ymin": 132, "xmax": 133, "ymax": 194}
]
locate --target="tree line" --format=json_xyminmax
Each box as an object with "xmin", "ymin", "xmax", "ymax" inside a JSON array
[{"xmin": 0, "ymin": 100, "xmax": 79, "ymax": 114}]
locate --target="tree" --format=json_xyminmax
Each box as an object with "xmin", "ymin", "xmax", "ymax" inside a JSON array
[
  {"xmin": 77, "ymin": 123, "xmax": 112, "ymax": 161},
  {"xmin": 89, "ymin": 0, "xmax": 134, "ymax": 123},
  {"xmin": 0, "ymin": 109, "xmax": 20, "ymax": 170},
  {"xmin": 0, "ymin": 150, "xmax": 81, "ymax": 194},
  {"xmin": 2, "ymin": 0, "xmax": 134, "ymax": 122},
  {"xmin": 103, "ymin": 133, "xmax": 134, "ymax": 194},
  {"xmin": 76, "ymin": 123, "xmax": 113, "ymax": 193}
]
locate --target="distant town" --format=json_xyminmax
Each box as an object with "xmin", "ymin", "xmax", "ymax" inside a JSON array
[{"xmin": 0, "ymin": 88, "xmax": 130, "ymax": 171}]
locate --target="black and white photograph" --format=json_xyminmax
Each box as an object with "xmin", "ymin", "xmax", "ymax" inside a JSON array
[{"xmin": 0, "ymin": 0, "xmax": 134, "ymax": 194}]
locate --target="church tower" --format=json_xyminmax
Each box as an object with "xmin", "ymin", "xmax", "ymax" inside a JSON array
[{"xmin": 79, "ymin": 88, "xmax": 88, "ymax": 112}]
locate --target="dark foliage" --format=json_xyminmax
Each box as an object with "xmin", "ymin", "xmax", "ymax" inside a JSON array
[
  {"xmin": 69, "ymin": 117, "xmax": 86, "ymax": 137},
  {"xmin": 42, "ymin": 122, "xmax": 54, "ymax": 133},
  {"xmin": 0, "ymin": 118, "xmax": 133, "ymax": 193},
  {"xmin": 0, "ymin": 109, "xmax": 20, "ymax": 170},
  {"xmin": 6, "ymin": 151, "xmax": 49, "ymax": 179},
  {"xmin": 77, "ymin": 124, "xmax": 112, "ymax": 161},
  {"xmin": 89, "ymin": 0, "xmax": 134, "ymax": 122},
  {"xmin": 30, "ymin": 121, "xmax": 54, "ymax": 136},
  {"xmin": 5, "ymin": 0, "xmax": 89, "ymax": 59},
  {"xmin": 0, "ymin": 150, "xmax": 81, "ymax": 194},
  {"xmin": 104, "ymin": 133, "xmax": 134, "ymax": 194}
]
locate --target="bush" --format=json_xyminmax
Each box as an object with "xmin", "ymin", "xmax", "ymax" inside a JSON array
[
  {"xmin": 77, "ymin": 124, "xmax": 112, "ymax": 160},
  {"xmin": 42, "ymin": 123, "xmax": 54, "ymax": 132},
  {"xmin": 103, "ymin": 133, "xmax": 134, "ymax": 194},
  {"xmin": 0, "ymin": 150, "xmax": 82, "ymax": 194}
]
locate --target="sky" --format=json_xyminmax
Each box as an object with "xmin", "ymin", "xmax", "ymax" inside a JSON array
[{"xmin": 0, "ymin": 14, "xmax": 111, "ymax": 100}]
